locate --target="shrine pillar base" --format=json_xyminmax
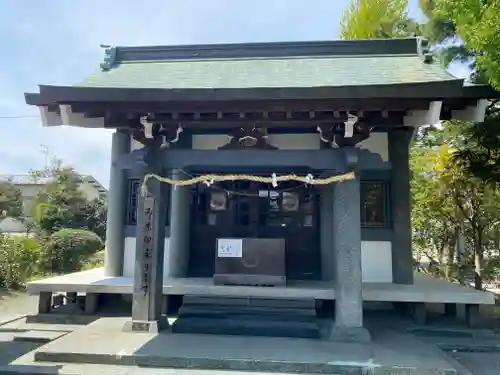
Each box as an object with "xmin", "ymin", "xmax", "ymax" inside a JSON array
[{"xmin": 123, "ymin": 319, "xmax": 170, "ymax": 333}]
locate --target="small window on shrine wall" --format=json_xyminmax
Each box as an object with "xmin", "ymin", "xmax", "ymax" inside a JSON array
[
  {"xmin": 126, "ymin": 180, "xmax": 141, "ymax": 225},
  {"xmin": 360, "ymin": 182, "xmax": 388, "ymax": 228},
  {"xmin": 125, "ymin": 179, "xmax": 171, "ymax": 226}
]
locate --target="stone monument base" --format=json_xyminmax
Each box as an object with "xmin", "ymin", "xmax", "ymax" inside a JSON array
[
  {"xmin": 122, "ymin": 319, "xmax": 169, "ymax": 333},
  {"xmin": 329, "ymin": 324, "xmax": 372, "ymax": 343}
]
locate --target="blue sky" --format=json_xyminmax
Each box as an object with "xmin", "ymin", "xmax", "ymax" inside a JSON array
[{"xmin": 0, "ymin": 0, "xmax": 424, "ymax": 188}]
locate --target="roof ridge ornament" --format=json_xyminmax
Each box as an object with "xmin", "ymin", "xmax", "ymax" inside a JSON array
[
  {"xmin": 100, "ymin": 44, "xmax": 117, "ymax": 71},
  {"xmin": 417, "ymin": 38, "xmax": 434, "ymax": 64}
]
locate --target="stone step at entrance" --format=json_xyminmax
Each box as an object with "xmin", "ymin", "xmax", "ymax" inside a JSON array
[
  {"xmin": 182, "ymin": 296, "xmax": 316, "ymax": 308},
  {"xmin": 172, "ymin": 296, "xmax": 320, "ymax": 339}
]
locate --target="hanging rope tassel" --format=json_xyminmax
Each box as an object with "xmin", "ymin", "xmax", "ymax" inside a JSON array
[
  {"xmin": 140, "ymin": 180, "xmax": 150, "ymax": 197},
  {"xmin": 305, "ymin": 173, "xmax": 314, "ymax": 186},
  {"xmin": 271, "ymin": 173, "xmax": 278, "ymax": 188}
]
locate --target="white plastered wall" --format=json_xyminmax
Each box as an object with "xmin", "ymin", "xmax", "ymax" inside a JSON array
[
  {"xmin": 356, "ymin": 132, "xmax": 389, "ymax": 161},
  {"xmin": 123, "ymin": 237, "xmax": 172, "ymax": 281},
  {"xmin": 361, "ymin": 241, "xmax": 393, "ymax": 283}
]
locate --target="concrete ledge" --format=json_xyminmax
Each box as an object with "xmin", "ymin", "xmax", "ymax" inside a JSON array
[
  {"xmin": 13, "ymin": 330, "xmax": 67, "ymax": 343},
  {"xmin": 33, "ymin": 352, "xmax": 458, "ymax": 375},
  {"xmin": 25, "ymin": 314, "xmax": 97, "ymax": 326},
  {"xmin": 35, "ymin": 351, "xmax": 376, "ymax": 374},
  {"xmin": 0, "ymin": 316, "xmax": 89, "ymax": 334},
  {"xmin": 439, "ymin": 343, "xmax": 500, "ymax": 353},
  {"xmin": 408, "ymin": 327, "xmax": 495, "ymax": 340},
  {"xmin": 26, "ymin": 269, "xmax": 495, "ymax": 305}
]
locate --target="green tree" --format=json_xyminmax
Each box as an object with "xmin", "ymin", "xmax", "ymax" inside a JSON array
[
  {"xmin": 419, "ymin": 0, "xmax": 500, "ymax": 182},
  {"xmin": 340, "ymin": 0, "xmax": 421, "ymax": 40},
  {"xmin": 83, "ymin": 198, "xmax": 107, "ymax": 241},
  {"xmin": 421, "ymin": 0, "xmax": 500, "ymax": 89},
  {"xmin": 412, "ymin": 126, "xmax": 500, "ymax": 289},
  {"xmin": 0, "ymin": 181, "xmax": 23, "ymax": 220},
  {"xmin": 32, "ymin": 163, "xmax": 107, "ymax": 238},
  {"xmin": 34, "ymin": 167, "xmax": 89, "ymax": 234}
]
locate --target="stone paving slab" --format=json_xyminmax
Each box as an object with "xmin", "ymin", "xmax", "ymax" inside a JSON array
[
  {"xmin": 0, "ymin": 316, "xmax": 27, "ymax": 329},
  {"xmin": 31, "ymin": 317, "xmax": 457, "ymax": 374},
  {"xmin": 450, "ymin": 352, "xmax": 500, "ymax": 375}
]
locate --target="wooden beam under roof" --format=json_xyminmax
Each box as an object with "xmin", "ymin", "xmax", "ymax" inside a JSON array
[
  {"xmin": 67, "ymin": 98, "xmax": 434, "ymax": 115},
  {"xmin": 102, "ymin": 110, "xmax": 407, "ymax": 129}
]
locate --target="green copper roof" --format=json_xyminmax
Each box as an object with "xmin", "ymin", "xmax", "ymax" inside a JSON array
[
  {"xmin": 77, "ymin": 55, "xmax": 456, "ymax": 89},
  {"xmin": 75, "ymin": 39, "xmax": 458, "ymax": 90}
]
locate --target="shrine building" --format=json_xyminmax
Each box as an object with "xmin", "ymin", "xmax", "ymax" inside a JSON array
[{"xmin": 24, "ymin": 38, "xmax": 497, "ymax": 341}]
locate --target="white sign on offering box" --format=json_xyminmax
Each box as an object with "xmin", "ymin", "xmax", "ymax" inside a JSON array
[{"xmin": 217, "ymin": 238, "xmax": 243, "ymax": 258}]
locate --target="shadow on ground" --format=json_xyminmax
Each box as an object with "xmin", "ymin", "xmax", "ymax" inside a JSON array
[
  {"xmin": 0, "ymin": 364, "xmax": 66, "ymax": 375},
  {"xmin": 0, "ymin": 336, "xmax": 68, "ymax": 374},
  {"xmin": 0, "ymin": 338, "xmax": 41, "ymax": 366}
]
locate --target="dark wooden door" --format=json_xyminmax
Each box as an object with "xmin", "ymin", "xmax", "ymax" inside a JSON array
[{"xmin": 188, "ymin": 181, "xmax": 320, "ymax": 280}]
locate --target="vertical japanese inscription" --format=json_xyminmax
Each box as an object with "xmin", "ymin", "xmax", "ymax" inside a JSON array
[{"xmin": 141, "ymin": 196, "xmax": 155, "ymax": 295}]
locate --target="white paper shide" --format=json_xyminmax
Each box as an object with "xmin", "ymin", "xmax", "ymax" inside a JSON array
[{"xmin": 217, "ymin": 238, "xmax": 243, "ymax": 258}]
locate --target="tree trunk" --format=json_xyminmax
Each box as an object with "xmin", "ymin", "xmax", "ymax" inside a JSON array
[
  {"xmin": 445, "ymin": 232, "xmax": 457, "ymax": 280},
  {"xmin": 473, "ymin": 228, "xmax": 484, "ymax": 290},
  {"xmin": 456, "ymin": 225, "xmax": 466, "ymax": 285}
]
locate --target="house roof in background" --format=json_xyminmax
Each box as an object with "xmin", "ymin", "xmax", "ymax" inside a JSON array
[{"xmin": 0, "ymin": 174, "xmax": 107, "ymax": 196}]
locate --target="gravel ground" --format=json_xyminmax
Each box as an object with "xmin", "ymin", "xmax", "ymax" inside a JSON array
[{"xmin": 0, "ymin": 289, "xmax": 38, "ymax": 322}]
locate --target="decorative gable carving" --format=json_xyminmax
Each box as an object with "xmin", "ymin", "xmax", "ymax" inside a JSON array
[{"xmin": 218, "ymin": 127, "xmax": 277, "ymax": 150}]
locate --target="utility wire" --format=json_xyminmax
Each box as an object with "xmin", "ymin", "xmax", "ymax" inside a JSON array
[{"xmin": 0, "ymin": 115, "xmax": 39, "ymax": 119}]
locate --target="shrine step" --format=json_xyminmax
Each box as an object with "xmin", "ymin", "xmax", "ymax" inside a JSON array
[
  {"xmin": 173, "ymin": 296, "xmax": 320, "ymax": 339},
  {"xmin": 172, "ymin": 317, "xmax": 320, "ymax": 339},
  {"xmin": 178, "ymin": 307, "xmax": 317, "ymax": 322},
  {"xmin": 182, "ymin": 296, "xmax": 316, "ymax": 309}
]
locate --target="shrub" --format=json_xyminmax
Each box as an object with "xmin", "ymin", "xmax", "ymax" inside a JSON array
[
  {"xmin": 82, "ymin": 250, "xmax": 105, "ymax": 270},
  {"xmin": 39, "ymin": 229, "xmax": 103, "ymax": 274},
  {"xmin": 0, "ymin": 234, "xmax": 41, "ymax": 288}
]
